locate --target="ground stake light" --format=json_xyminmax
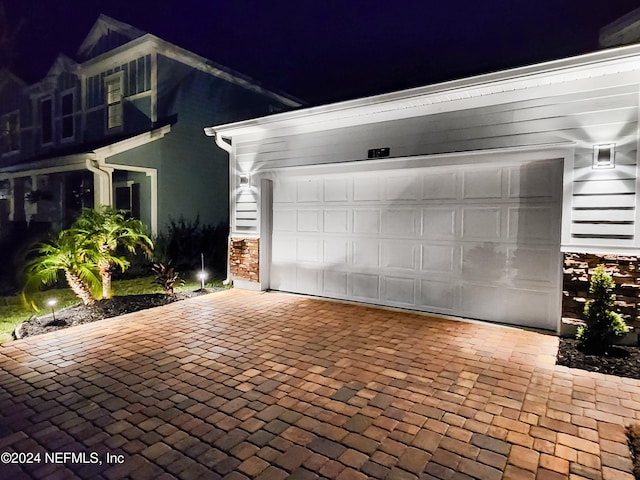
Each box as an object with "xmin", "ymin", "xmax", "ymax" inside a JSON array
[{"xmin": 47, "ymin": 298, "xmax": 57, "ymax": 321}]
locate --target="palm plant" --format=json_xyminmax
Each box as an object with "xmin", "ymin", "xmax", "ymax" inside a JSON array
[
  {"xmin": 23, "ymin": 230, "xmax": 101, "ymax": 306},
  {"xmin": 72, "ymin": 206, "xmax": 153, "ymax": 299}
]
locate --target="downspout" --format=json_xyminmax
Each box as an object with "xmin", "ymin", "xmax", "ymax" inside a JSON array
[
  {"xmin": 205, "ymin": 127, "xmax": 233, "ymax": 285},
  {"xmin": 85, "ymin": 157, "xmax": 112, "ymax": 206}
]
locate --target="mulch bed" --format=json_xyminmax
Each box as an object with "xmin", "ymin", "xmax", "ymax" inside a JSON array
[
  {"xmin": 16, "ymin": 289, "xmax": 217, "ymax": 339},
  {"xmin": 556, "ymin": 337, "xmax": 640, "ymax": 380}
]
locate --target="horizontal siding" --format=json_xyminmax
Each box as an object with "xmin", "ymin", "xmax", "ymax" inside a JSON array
[{"xmin": 233, "ymin": 73, "xmax": 640, "ymax": 250}]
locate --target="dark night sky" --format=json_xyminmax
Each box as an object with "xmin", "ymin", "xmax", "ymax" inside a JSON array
[{"xmin": 5, "ymin": 1, "xmax": 640, "ymax": 105}]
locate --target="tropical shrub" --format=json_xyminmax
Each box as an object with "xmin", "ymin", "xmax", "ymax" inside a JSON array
[
  {"xmin": 577, "ymin": 265, "xmax": 628, "ymax": 354},
  {"xmin": 72, "ymin": 206, "xmax": 153, "ymax": 299},
  {"xmin": 23, "ymin": 229, "xmax": 101, "ymax": 306},
  {"xmin": 152, "ymin": 262, "xmax": 184, "ymax": 296}
]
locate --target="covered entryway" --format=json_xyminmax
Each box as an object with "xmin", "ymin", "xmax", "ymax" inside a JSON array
[{"xmin": 269, "ymin": 158, "xmax": 562, "ymax": 330}]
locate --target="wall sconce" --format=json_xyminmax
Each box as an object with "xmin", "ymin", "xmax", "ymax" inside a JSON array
[
  {"xmin": 593, "ymin": 143, "xmax": 615, "ymax": 169},
  {"xmin": 239, "ymin": 173, "xmax": 251, "ymax": 188}
]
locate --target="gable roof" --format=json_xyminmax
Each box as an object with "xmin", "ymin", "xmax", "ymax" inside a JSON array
[
  {"xmin": 600, "ymin": 7, "xmax": 640, "ymax": 48},
  {"xmin": 0, "ymin": 68, "xmax": 26, "ymax": 93},
  {"xmin": 77, "ymin": 14, "xmax": 146, "ymax": 60},
  {"xmin": 207, "ymin": 41, "xmax": 640, "ymax": 139}
]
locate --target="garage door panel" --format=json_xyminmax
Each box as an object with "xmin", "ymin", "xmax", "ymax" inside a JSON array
[
  {"xmin": 505, "ymin": 289, "xmax": 554, "ymax": 329},
  {"xmin": 422, "ymin": 208, "xmax": 457, "ymax": 239},
  {"xmin": 271, "ymin": 262, "xmax": 295, "ymax": 291},
  {"xmin": 508, "ymin": 163, "xmax": 556, "ymax": 198},
  {"xmin": 296, "ymin": 266, "xmax": 321, "ymax": 294},
  {"xmin": 421, "ymin": 244, "xmax": 457, "ymax": 273},
  {"xmin": 324, "ymin": 240, "xmax": 349, "ymax": 265},
  {"xmin": 463, "ymin": 169, "xmax": 502, "ymax": 199},
  {"xmin": 352, "ymin": 273, "xmax": 380, "ymax": 300},
  {"xmin": 384, "ymin": 277, "xmax": 416, "ymax": 305},
  {"xmin": 354, "ymin": 177, "xmax": 381, "ymax": 201},
  {"xmin": 271, "ymin": 160, "xmax": 561, "ymax": 330},
  {"xmin": 460, "ymin": 284, "xmax": 506, "ymax": 320},
  {"xmin": 324, "ymin": 209, "xmax": 350, "ymax": 233},
  {"xmin": 272, "ymin": 235, "xmax": 296, "ymax": 262},
  {"xmin": 273, "ymin": 209, "xmax": 296, "ymax": 232},
  {"xmin": 353, "ymin": 240, "xmax": 380, "ymax": 267},
  {"xmin": 462, "ymin": 207, "xmax": 502, "ymax": 240},
  {"xmin": 323, "ymin": 270, "xmax": 348, "ymax": 296},
  {"xmin": 382, "ymin": 208, "xmax": 417, "ymax": 236},
  {"xmin": 324, "ymin": 178, "xmax": 350, "ymax": 202},
  {"xmin": 423, "ymin": 172, "xmax": 457, "ymax": 200},
  {"xmin": 420, "ymin": 280, "xmax": 456, "ymax": 311},
  {"xmin": 297, "ymin": 179, "xmax": 322, "ymax": 202},
  {"xmin": 354, "ymin": 209, "xmax": 381, "ymax": 234},
  {"xmin": 297, "ymin": 210, "xmax": 322, "ymax": 232},
  {"xmin": 386, "ymin": 175, "xmax": 420, "ymax": 200},
  {"xmin": 273, "ymin": 179, "xmax": 296, "ymax": 203},
  {"xmin": 297, "ymin": 238, "xmax": 321, "ymax": 263},
  {"xmin": 462, "ymin": 244, "xmax": 507, "ymax": 282},
  {"xmin": 382, "ymin": 241, "xmax": 417, "ymax": 270},
  {"xmin": 508, "ymin": 246, "xmax": 557, "ymax": 285},
  {"xmin": 508, "ymin": 206, "xmax": 556, "ymax": 242}
]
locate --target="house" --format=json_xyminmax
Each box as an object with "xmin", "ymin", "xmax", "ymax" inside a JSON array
[
  {"xmin": 0, "ymin": 15, "xmax": 301, "ymax": 237},
  {"xmin": 207, "ymin": 10, "xmax": 640, "ymax": 333}
]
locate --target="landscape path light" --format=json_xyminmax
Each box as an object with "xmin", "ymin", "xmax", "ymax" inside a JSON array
[{"xmin": 47, "ymin": 298, "xmax": 57, "ymax": 321}]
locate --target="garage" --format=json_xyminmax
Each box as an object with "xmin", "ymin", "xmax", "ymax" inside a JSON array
[
  {"xmin": 208, "ymin": 44, "xmax": 640, "ymax": 334},
  {"xmin": 269, "ymin": 159, "xmax": 562, "ymax": 330}
]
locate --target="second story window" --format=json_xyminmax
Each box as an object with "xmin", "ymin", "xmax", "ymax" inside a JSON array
[
  {"xmin": 61, "ymin": 92, "xmax": 74, "ymax": 140},
  {"xmin": 1, "ymin": 111, "xmax": 20, "ymax": 154},
  {"xmin": 41, "ymin": 97, "xmax": 53, "ymax": 145},
  {"xmin": 105, "ymin": 74, "xmax": 123, "ymax": 130}
]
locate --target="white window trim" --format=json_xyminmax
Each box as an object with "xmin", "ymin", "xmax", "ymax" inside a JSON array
[
  {"xmin": 60, "ymin": 88, "xmax": 76, "ymax": 143},
  {"xmin": 104, "ymin": 71, "xmax": 124, "ymax": 132}
]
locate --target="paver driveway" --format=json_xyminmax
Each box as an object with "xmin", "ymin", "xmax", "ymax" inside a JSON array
[{"xmin": 0, "ymin": 289, "xmax": 638, "ymax": 480}]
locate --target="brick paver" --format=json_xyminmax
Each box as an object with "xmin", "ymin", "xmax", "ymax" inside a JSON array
[{"xmin": 0, "ymin": 289, "xmax": 639, "ymax": 479}]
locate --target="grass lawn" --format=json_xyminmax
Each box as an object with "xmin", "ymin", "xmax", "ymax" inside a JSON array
[{"xmin": 0, "ymin": 276, "xmax": 222, "ymax": 344}]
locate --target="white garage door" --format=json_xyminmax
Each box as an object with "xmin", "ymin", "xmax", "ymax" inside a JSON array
[{"xmin": 270, "ymin": 160, "xmax": 562, "ymax": 330}]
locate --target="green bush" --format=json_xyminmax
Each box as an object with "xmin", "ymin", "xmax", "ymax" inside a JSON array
[
  {"xmin": 577, "ymin": 265, "xmax": 628, "ymax": 354},
  {"xmin": 154, "ymin": 217, "xmax": 228, "ymax": 278}
]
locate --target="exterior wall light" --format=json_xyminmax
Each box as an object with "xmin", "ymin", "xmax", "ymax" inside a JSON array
[
  {"xmin": 239, "ymin": 173, "xmax": 251, "ymax": 188},
  {"xmin": 593, "ymin": 143, "xmax": 615, "ymax": 169}
]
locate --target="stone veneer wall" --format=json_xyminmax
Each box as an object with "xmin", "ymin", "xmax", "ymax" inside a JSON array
[
  {"xmin": 563, "ymin": 252, "xmax": 640, "ymax": 329},
  {"xmin": 229, "ymin": 237, "xmax": 259, "ymax": 283}
]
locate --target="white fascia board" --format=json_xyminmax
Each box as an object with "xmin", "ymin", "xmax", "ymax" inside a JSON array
[
  {"xmin": 77, "ymin": 14, "xmax": 147, "ymax": 58},
  {"xmin": 81, "ymin": 35, "xmax": 156, "ymax": 76},
  {"xmin": 93, "ymin": 124, "xmax": 171, "ymax": 160},
  {"xmin": 151, "ymin": 38, "xmax": 302, "ymax": 107},
  {"xmin": 209, "ymin": 43, "xmax": 640, "ymax": 139},
  {"xmin": 0, "ymin": 154, "xmax": 92, "ymax": 177}
]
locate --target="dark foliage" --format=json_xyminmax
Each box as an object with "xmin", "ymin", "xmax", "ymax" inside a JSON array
[
  {"xmin": 152, "ymin": 262, "xmax": 185, "ymax": 296},
  {"xmin": 0, "ymin": 220, "xmax": 55, "ymax": 295},
  {"xmin": 154, "ymin": 217, "xmax": 228, "ymax": 278}
]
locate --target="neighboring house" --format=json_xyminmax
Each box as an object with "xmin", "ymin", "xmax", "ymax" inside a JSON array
[
  {"xmin": 207, "ymin": 9, "xmax": 640, "ymax": 333},
  {"xmin": 0, "ymin": 15, "xmax": 301, "ymax": 236}
]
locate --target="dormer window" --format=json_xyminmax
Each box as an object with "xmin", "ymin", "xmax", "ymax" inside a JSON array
[
  {"xmin": 1, "ymin": 111, "xmax": 20, "ymax": 154},
  {"xmin": 105, "ymin": 73, "xmax": 123, "ymax": 130}
]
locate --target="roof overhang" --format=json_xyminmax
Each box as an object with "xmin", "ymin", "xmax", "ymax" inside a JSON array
[
  {"xmin": 0, "ymin": 124, "xmax": 171, "ymax": 177},
  {"xmin": 207, "ymin": 42, "xmax": 640, "ymax": 141}
]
